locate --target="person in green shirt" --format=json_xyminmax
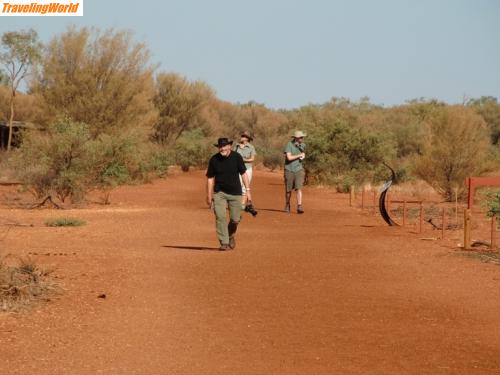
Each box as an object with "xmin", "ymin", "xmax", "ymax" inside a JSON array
[
  {"xmin": 234, "ymin": 131, "xmax": 257, "ymax": 215},
  {"xmin": 284, "ymin": 130, "xmax": 306, "ymax": 214}
]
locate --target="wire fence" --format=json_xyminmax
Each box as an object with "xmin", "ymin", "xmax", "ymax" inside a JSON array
[{"xmin": 349, "ymin": 187, "xmax": 498, "ymax": 251}]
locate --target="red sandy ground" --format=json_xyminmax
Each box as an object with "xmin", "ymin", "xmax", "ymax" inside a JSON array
[{"xmin": 0, "ymin": 170, "xmax": 499, "ymax": 375}]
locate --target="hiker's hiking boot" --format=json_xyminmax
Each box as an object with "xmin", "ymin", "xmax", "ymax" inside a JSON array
[
  {"xmin": 297, "ymin": 205, "xmax": 304, "ymax": 214},
  {"xmin": 219, "ymin": 244, "xmax": 230, "ymax": 251},
  {"xmin": 227, "ymin": 220, "xmax": 238, "ymax": 249},
  {"xmin": 284, "ymin": 203, "xmax": 291, "ymax": 213}
]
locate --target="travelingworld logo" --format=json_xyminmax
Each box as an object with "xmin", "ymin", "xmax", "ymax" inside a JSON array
[{"xmin": 1, "ymin": 0, "xmax": 83, "ymax": 16}]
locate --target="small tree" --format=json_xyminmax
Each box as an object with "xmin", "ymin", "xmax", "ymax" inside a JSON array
[
  {"xmin": 36, "ymin": 27, "xmax": 156, "ymax": 136},
  {"xmin": 153, "ymin": 73, "xmax": 214, "ymax": 145},
  {"xmin": 172, "ymin": 128, "xmax": 212, "ymax": 172},
  {"xmin": 480, "ymin": 189, "xmax": 500, "ymax": 218},
  {"xmin": 12, "ymin": 117, "xmax": 163, "ymax": 205},
  {"xmin": 468, "ymin": 96, "xmax": 500, "ymax": 145},
  {"xmin": 0, "ymin": 29, "xmax": 42, "ymax": 150},
  {"xmin": 413, "ymin": 106, "xmax": 491, "ymax": 200},
  {"xmin": 11, "ymin": 117, "xmax": 93, "ymax": 202}
]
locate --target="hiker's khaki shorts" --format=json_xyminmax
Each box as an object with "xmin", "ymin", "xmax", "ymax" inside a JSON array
[{"xmin": 284, "ymin": 169, "xmax": 305, "ymax": 192}]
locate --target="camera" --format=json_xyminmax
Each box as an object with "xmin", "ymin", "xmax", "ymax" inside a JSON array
[{"xmin": 245, "ymin": 202, "xmax": 258, "ymax": 217}]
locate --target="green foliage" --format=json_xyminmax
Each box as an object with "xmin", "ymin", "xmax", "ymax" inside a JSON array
[
  {"xmin": 36, "ymin": 27, "xmax": 156, "ymax": 135},
  {"xmin": 480, "ymin": 189, "xmax": 500, "ymax": 218},
  {"xmin": 0, "ymin": 29, "xmax": 42, "ymax": 83},
  {"xmin": 260, "ymin": 147, "xmax": 283, "ymax": 171},
  {"xmin": 468, "ymin": 96, "xmax": 500, "ymax": 145},
  {"xmin": 172, "ymin": 128, "xmax": 212, "ymax": 172},
  {"xmin": 11, "ymin": 117, "xmax": 164, "ymax": 204},
  {"xmin": 11, "ymin": 117, "xmax": 93, "ymax": 202},
  {"xmin": 154, "ymin": 73, "xmax": 214, "ymax": 145},
  {"xmin": 303, "ymin": 117, "xmax": 396, "ymax": 187},
  {"xmin": 413, "ymin": 106, "xmax": 492, "ymax": 201},
  {"xmin": 0, "ymin": 28, "xmax": 43, "ymax": 150},
  {"xmin": 45, "ymin": 218, "xmax": 85, "ymax": 227}
]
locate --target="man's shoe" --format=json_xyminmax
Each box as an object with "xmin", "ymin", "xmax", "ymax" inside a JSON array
[
  {"xmin": 219, "ymin": 244, "xmax": 230, "ymax": 251},
  {"xmin": 297, "ymin": 205, "xmax": 304, "ymax": 214},
  {"xmin": 229, "ymin": 236, "xmax": 236, "ymax": 249},
  {"xmin": 284, "ymin": 203, "xmax": 291, "ymax": 213}
]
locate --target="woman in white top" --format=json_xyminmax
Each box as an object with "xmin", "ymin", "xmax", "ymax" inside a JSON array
[{"xmin": 234, "ymin": 131, "xmax": 257, "ymax": 214}]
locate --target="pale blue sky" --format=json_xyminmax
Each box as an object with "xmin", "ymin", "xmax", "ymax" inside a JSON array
[{"xmin": 1, "ymin": 0, "xmax": 499, "ymax": 108}]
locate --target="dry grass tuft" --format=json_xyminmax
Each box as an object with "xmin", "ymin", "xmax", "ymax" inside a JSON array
[{"xmin": 0, "ymin": 257, "xmax": 57, "ymax": 311}]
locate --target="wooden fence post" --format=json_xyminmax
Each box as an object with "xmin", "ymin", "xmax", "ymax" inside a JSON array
[
  {"xmin": 464, "ymin": 209, "xmax": 471, "ymax": 250},
  {"xmin": 349, "ymin": 186, "xmax": 355, "ymax": 207}
]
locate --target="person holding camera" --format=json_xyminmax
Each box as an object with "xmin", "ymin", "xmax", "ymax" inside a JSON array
[
  {"xmin": 206, "ymin": 137, "xmax": 252, "ymax": 251},
  {"xmin": 284, "ymin": 130, "xmax": 307, "ymax": 214},
  {"xmin": 234, "ymin": 130, "xmax": 257, "ymax": 216}
]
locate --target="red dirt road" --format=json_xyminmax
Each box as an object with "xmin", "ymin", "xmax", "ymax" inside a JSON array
[{"xmin": 1, "ymin": 170, "xmax": 500, "ymax": 374}]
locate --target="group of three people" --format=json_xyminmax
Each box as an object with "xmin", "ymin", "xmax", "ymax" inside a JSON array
[{"xmin": 206, "ymin": 130, "xmax": 307, "ymax": 250}]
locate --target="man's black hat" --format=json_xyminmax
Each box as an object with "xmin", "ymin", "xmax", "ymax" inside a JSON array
[{"xmin": 214, "ymin": 137, "xmax": 233, "ymax": 147}]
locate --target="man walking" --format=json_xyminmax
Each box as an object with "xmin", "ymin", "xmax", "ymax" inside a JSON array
[
  {"xmin": 206, "ymin": 137, "xmax": 252, "ymax": 250},
  {"xmin": 284, "ymin": 130, "xmax": 306, "ymax": 214}
]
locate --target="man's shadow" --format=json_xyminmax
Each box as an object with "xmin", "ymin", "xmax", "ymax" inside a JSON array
[
  {"xmin": 257, "ymin": 208, "xmax": 286, "ymax": 213},
  {"xmin": 162, "ymin": 245, "xmax": 220, "ymax": 251}
]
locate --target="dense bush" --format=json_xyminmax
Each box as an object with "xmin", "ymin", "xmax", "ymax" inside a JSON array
[
  {"xmin": 11, "ymin": 117, "xmax": 166, "ymax": 203},
  {"xmin": 261, "ymin": 148, "xmax": 283, "ymax": 171},
  {"xmin": 11, "ymin": 118, "xmax": 94, "ymax": 201},
  {"xmin": 480, "ymin": 189, "xmax": 500, "ymax": 218},
  {"xmin": 302, "ymin": 117, "xmax": 396, "ymax": 188},
  {"xmin": 171, "ymin": 128, "xmax": 212, "ymax": 172},
  {"xmin": 413, "ymin": 106, "xmax": 492, "ymax": 201}
]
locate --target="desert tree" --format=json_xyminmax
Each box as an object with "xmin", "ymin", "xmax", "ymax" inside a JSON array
[
  {"xmin": 35, "ymin": 26, "xmax": 156, "ymax": 137},
  {"xmin": 468, "ymin": 96, "xmax": 500, "ymax": 145},
  {"xmin": 0, "ymin": 29, "xmax": 42, "ymax": 150},
  {"xmin": 413, "ymin": 105, "xmax": 491, "ymax": 200},
  {"xmin": 153, "ymin": 73, "xmax": 215, "ymax": 145}
]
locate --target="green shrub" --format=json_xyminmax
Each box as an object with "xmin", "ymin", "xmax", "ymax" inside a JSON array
[
  {"xmin": 171, "ymin": 129, "xmax": 212, "ymax": 172},
  {"xmin": 11, "ymin": 117, "xmax": 94, "ymax": 202},
  {"xmin": 480, "ymin": 189, "xmax": 500, "ymax": 218},
  {"xmin": 304, "ymin": 118, "xmax": 396, "ymax": 187},
  {"xmin": 45, "ymin": 218, "xmax": 85, "ymax": 227},
  {"xmin": 413, "ymin": 106, "xmax": 492, "ymax": 201},
  {"xmin": 11, "ymin": 117, "xmax": 167, "ymax": 204},
  {"xmin": 261, "ymin": 148, "xmax": 283, "ymax": 171}
]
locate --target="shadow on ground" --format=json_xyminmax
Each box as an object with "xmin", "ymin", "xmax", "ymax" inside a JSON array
[{"xmin": 162, "ymin": 245, "xmax": 220, "ymax": 251}]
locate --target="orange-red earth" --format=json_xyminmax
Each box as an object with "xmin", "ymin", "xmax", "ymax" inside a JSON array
[{"xmin": 1, "ymin": 170, "xmax": 499, "ymax": 374}]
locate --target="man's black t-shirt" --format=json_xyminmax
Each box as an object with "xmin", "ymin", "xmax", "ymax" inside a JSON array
[{"xmin": 206, "ymin": 151, "xmax": 247, "ymax": 195}]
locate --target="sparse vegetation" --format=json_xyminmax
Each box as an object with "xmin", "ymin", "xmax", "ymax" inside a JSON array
[
  {"xmin": 0, "ymin": 26, "xmax": 498, "ymax": 204},
  {"xmin": 480, "ymin": 189, "xmax": 500, "ymax": 218},
  {"xmin": 0, "ymin": 257, "xmax": 56, "ymax": 311},
  {"xmin": 45, "ymin": 218, "xmax": 85, "ymax": 227}
]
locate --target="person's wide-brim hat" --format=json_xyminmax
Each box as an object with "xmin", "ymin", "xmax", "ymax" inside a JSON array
[
  {"xmin": 214, "ymin": 137, "xmax": 233, "ymax": 147},
  {"xmin": 291, "ymin": 130, "xmax": 307, "ymax": 138},
  {"xmin": 240, "ymin": 130, "xmax": 253, "ymax": 141}
]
